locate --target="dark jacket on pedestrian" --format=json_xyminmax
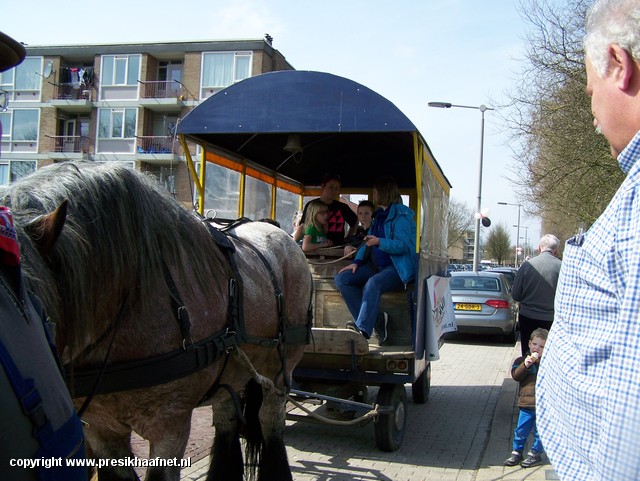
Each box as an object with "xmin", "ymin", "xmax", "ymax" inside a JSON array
[
  {"xmin": 511, "ymin": 355, "xmax": 538, "ymax": 409},
  {"xmin": 511, "ymin": 251, "xmax": 561, "ymax": 320}
]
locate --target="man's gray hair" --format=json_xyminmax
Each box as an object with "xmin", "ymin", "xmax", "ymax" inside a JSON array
[
  {"xmin": 539, "ymin": 234, "xmax": 560, "ymax": 254},
  {"xmin": 584, "ymin": 0, "xmax": 640, "ymax": 77}
]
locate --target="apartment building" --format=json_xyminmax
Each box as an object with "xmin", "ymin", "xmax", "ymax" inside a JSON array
[{"xmin": 0, "ymin": 36, "xmax": 293, "ymax": 207}]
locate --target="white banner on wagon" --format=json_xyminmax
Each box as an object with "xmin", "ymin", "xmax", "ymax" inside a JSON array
[{"xmin": 425, "ymin": 276, "xmax": 457, "ymax": 360}]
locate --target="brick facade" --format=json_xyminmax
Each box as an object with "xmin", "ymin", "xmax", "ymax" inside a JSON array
[{"xmin": 4, "ymin": 38, "xmax": 293, "ymax": 207}]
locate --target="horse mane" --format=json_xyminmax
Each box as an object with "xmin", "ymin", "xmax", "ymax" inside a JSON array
[{"xmin": 0, "ymin": 162, "xmax": 230, "ymax": 354}]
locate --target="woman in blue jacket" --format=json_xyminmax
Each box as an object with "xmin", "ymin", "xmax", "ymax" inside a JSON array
[{"xmin": 334, "ymin": 177, "xmax": 417, "ymax": 344}]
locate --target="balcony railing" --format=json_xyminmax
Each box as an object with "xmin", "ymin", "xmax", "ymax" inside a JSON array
[
  {"xmin": 54, "ymin": 83, "xmax": 93, "ymax": 101},
  {"xmin": 48, "ymin": 135, "xmax": 91, "ymax": 153},
  {"xmin": 136, "ymin": 136, "xmax": 179, "ymax": 154},
  {"xmin": 139, "ymin": 80, "xmax": 187, "ymax": 100}
]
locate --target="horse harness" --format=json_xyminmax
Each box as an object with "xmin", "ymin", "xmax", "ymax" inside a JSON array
[{"xmin": 65, "ymin": 218, "xmax": 312, "ymax": 407}]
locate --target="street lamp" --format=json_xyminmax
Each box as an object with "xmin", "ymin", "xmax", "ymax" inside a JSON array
[
  {"xmin": 498, "ymin": 201, "xmax": 521, "ymax": 267},
  {"xmin": 516, "ymin": 225, "xmax": 529, "ymax": 258},
  {"xmin": 428, "ymin": 102, "xmax": 494, "ymax": 272}
]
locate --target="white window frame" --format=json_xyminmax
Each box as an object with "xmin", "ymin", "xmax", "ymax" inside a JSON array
[
  {"xmin": 200, "ymin": 51, "xmax": 252, "ymax": 97},
  {"xmin": 0, "ymin": 160, "xmax": 37, "ymax": 185},
  {"xmin": 0, "ymin": 57, "xmax": 42, "ymax": 102},
  {"xmin": 101, "ymin": 55, "xmax": 141, "ymax": 87},
  {"xmin": 98, "ymin": 108, "xmax": 137, "ymax": 139},
  {"xmin": 0, "ymin": 109, "xmax": 40, "ymax": 141}
]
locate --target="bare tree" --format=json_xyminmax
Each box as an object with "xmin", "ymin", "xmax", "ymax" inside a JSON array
[
  {"xmin": 447, "ymin": 198, "xmax": 474, "ymax": 249},
  {"xmin": 504, "ymin": 0, "xmax": 624, "ymax": 237}
]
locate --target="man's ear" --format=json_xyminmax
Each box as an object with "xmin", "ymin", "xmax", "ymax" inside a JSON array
[{"xmin": 608, "ymin": 44, "xmax": 635, "ymax": 91}]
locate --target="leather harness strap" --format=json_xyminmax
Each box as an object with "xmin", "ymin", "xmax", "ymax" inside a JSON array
[
  {"xmin": 65, "ymin": 218, "xmax": 311, "ymax": 399},
  {"xmin": 68, "ymin": 328, "xmax": 237, "ymax": 398}
]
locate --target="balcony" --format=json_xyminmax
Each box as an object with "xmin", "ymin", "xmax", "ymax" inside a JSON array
[
  {"xmin": 136, "ymin": 136, "xmax": 180, "ymax": 162},
  {"xmin": 50, "ymin": 83, "xmax": 93, "ymax": 113},
  {"xmin": 47, "ymin": 135, "xmax": 91, "ymax": 160},
  {"xmin": 138, "ymin": 81, "xmax": 187, "ymax": 113}
]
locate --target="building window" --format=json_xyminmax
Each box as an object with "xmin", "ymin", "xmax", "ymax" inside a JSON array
[
  {"xmin": 15, "ymin": 58, "xmax": 41, "ymax": 91},
  {"xmin": 101, "ymin": 55, "xmax": 141, "ymax": 86},
  {"xmin": 201, "ymin": 52, "xmax": 251, "ymax": 97},
  {"xmin": 0, "ymin": 160, "xmax": 36, "ymax": 185},
  {"xmin": 0, "ymin": 109, "xmax": 39, "ymax": 141},
  {"xmin": 12, "ymin": 110, "xmax": 39, "ymax": 140},
  {"xmin": 0, "ymin": 57, "xmax": 42, "ymax": 102},
  {"xmin": 0, "ymin": 69, "xmax": 14, "ymax": 89},
  {"xmin": 98, "ymin": 108, "xmax": 137, "ymax": 139}
]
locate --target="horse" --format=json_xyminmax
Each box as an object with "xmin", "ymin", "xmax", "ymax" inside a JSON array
[{"xmin": 0, "ymin": 161, "xmax": 313, "ymax": 481}]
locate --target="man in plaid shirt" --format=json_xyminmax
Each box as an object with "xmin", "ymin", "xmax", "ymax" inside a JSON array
[{"xmin": 536, "ymin": 1, "xmax": 640, "ymax": 480}]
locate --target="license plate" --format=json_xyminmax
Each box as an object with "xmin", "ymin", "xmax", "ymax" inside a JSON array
[{"xmin": 455, "ymin": 303, "xmax": 481, "ymax": 311}]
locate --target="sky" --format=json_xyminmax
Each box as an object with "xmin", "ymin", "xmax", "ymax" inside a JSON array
[{"xmin": 6, "ymin": 0, "xmax": 547, "ymax": 251}]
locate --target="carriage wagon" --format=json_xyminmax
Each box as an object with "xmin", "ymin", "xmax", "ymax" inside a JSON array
[{"xmin": 177, "ymin": 70, "xmax": 455, "ymax": 451}]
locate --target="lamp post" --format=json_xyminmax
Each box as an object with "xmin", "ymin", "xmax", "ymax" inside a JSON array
[
  {"xmin": 428, "ymin": 102, "xmax": 494, "ymax": 272},
  {"xmin": 517, "ymin": 225, "xmax": 529, "ymax": 258},
  {"xmin": 498, "ymin": 201, "xmax": 521, "ymax": 267}
]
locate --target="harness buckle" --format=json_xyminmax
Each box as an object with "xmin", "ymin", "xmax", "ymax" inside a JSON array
[
  {"xmin": 224, "ymin": 329, "xmax": 237, "ymax": 353},
  {"xmin": 177, "ymin": 305, "xmax": 187, "ymax": 321}
]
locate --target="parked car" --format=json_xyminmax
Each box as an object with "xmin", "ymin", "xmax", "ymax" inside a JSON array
[
  {"xmin": 484, "ymin": 267, "xmax": 519, "ymax": 288},
  {"xmin": 449, "ymin": 271, "xmax": 519, "ymax": 343}
]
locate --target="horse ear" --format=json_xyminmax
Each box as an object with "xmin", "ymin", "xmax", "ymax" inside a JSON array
[{"xmin": 26, "ymin": 200, "xmax": 68, "ymax": 258}]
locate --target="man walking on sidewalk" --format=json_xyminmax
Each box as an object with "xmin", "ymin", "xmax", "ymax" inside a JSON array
[{"xmin": 510, "ymin": 234, "xmax": 561, "ymax": 357}]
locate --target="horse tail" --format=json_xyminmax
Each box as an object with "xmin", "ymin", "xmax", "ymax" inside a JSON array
[{"xmin": 242, "ymin": 378, "xmax": 264, "ymax": 481}]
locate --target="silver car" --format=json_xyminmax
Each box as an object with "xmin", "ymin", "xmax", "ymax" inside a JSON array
[
  {"xmin": 484, "ymin": 267, "xmax": 519, "ymax": 288},
  {"xmin": 449, "ymin": 271, "xmax": 518, "ymax": 342}
]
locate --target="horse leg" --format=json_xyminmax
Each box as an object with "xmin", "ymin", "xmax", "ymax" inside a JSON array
[
  {"xmin": 84, "ymin": 425, "xmax": 139, "ymax": 481},
  {"xmin": 207, "ymin": 397, "xmax": 244, "ymax": 481},
  {"xmin": 144, "ymin": 414, "xmax": 192, "ymax": 481},
  {"xmin": 255, "ymin": 385, "xmax": 293, "ymax": 481}
]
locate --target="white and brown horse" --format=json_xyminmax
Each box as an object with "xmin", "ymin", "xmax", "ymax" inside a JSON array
[{"xmin": 1, "ymin": 162, "xmax": 312, "ymax": 481}]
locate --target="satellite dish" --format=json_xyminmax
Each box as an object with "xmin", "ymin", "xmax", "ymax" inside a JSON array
[{"xmin": 43, "ymin": 60, "xmax": 53, "ymax": 78}]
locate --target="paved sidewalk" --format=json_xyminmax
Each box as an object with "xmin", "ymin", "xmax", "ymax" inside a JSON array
[
  {"xmin": 137, "ymin": 339, "xmax": 561, "ymax": 480},
  {"xmin": 475, "ymin": 341, "xmax": 558, "ymax": 481}
]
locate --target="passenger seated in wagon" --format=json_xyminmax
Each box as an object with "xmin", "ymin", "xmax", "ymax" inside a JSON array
[
  {"xmin": 334, "ymin": 177, "xmax": 417, "ymax": 346},
  {"xmin": 293, "ymin": 173, "xmax": 358, "ymax": 246}
]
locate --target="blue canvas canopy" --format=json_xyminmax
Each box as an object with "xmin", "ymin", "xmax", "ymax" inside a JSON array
[{"xmin": 178, "ymin": 70, "xmax": 444, "ymax": 189}]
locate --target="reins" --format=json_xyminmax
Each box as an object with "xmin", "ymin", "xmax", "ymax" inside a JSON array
[{"xmin": 305, "ymin": 242, "xmax": 366, "ymax": 265}]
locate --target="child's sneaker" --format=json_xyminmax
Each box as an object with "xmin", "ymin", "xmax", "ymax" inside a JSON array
[
  {"xmin": 345, "ymin": 321, "xmax": 370, "ymax": 339},
  {"xmin": 520, "ymin": 451, "xmax": 543, "ymax": 468},
  {"xmin": 503, "ymin": 451, "xmax": 523, "ymax": 466}
]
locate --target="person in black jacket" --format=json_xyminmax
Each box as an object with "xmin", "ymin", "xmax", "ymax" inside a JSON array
[
  {"xmin": 293, "ymin": 173, "xmax": 358, "ymax": 246},
  {"xmin": 511, "ymin": 234, "xmax": 561, "ymax": 356}
]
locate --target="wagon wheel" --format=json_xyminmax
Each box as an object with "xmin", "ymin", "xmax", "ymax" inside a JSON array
[
  {"xmin": 374, "ymin": 384, "xmax": 408, "ymax": 451},
  {"xmin": 411, "ymin": 363, "xmax": 431, "ymax": 404}
]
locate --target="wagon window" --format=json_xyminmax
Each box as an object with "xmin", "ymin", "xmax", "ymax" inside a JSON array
[
  {"xmin": 244, "ymin": 175, "xmax": 271, "ymax": 222},
  {"xmin": 201, "ymin": 162, "xmax": 241, "ymax": 219},
  {"xmin": 275, "ymin": 187, "xmax": 301, "ymax": 234}
]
